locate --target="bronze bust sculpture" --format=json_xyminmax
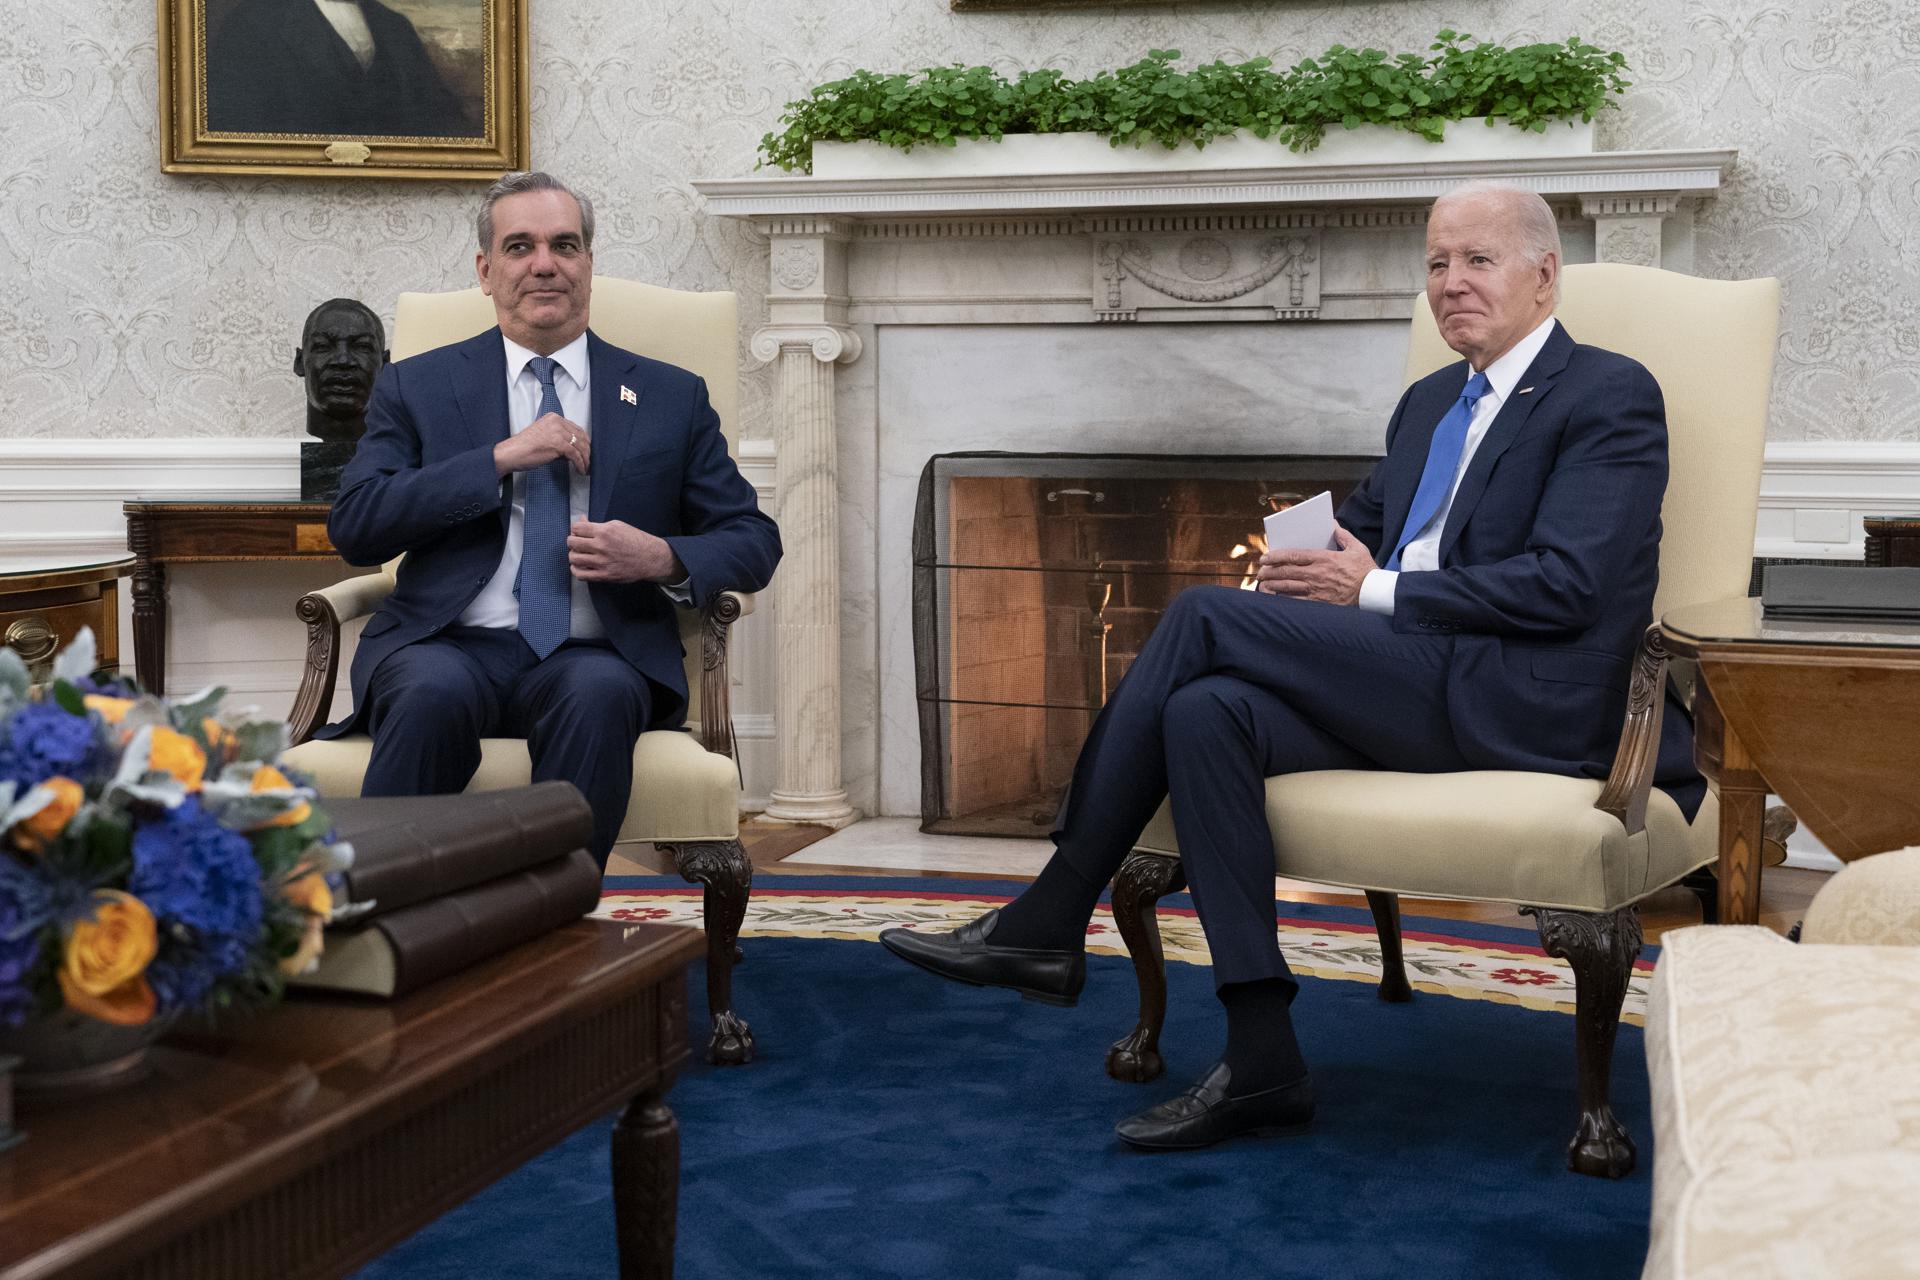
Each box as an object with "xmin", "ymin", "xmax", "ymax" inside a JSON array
[{"xmin": 296, "ymin": 299, "xmax": 388, "ymax": 500}]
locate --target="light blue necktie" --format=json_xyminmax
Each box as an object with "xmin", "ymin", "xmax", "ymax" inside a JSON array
[
  {"xmin": 1385, "ymin": 371, "xmax": 1492, "ymax": 571},
  {"xmin": 516, "ymin": 356, "xmax": 571, "ymax": 658}
]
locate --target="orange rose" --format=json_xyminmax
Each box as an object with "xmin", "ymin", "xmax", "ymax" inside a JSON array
[
  {"xmin": 279, "ymin": 872, "xmax": 333, "ymax": 975},
  {"xmin": 9, "ymin": 775, "xmax": 83, "ymax": 853},
  {"xmin": 251, "ymin": 764, "xmax": 312, "ymax": 827},
  {"xmin": 147, "ymin": 726, "xmax": 206, "ymax": 791},
  {"xmin": 83, "ymin": 694, "xmax": 134, "ymax": 724},
  {"xmin": 59, "ymin": 972, "xmax": 157, "ymax": 1026},
  {"xmin": 59, "ymin": 890, "xmax": 159, "ymax": 1026}
]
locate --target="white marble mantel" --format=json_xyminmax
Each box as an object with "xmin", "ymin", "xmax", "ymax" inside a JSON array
[{"xmin": 695, "ymin": 145, "xmax": 1736, "ymax": 821}]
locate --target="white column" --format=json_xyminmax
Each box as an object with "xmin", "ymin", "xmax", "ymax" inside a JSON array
[{"xmin": 751, "ymin": 219, "xmax": 861, "ymax": 825}]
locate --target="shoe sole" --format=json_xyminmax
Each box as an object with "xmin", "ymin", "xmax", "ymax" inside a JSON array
[
  {"xmin": 880, "ymin": 936, "xmax": 1081, "ymax": 1008},
  {"xmin": 1115, "ymin": 1117, "xmax": 1314, "ymax": 1152}
]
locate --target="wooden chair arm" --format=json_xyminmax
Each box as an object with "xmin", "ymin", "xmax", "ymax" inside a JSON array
[
  {"xmin": 286, "ymin": 573, "xmax": 395, "ymax": 747},
  {"xmin": 1592, "ymin": 623, "xmax": 1670, "ymax": 836},
  {"xmin": 694, "ymin": 591, "xmax": 751, "ymax": 759}
]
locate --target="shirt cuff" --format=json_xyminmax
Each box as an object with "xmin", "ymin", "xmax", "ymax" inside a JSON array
[
  {"xmin": 658, "ymin": 577, "xmax": 694, "ymax": 606},
  {"xmin": 1357, "ymin": 569, "xmax": 1398, "ymax": 616}
]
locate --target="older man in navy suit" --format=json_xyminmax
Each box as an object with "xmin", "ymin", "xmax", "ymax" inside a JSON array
[
  {"xmin": 320, "ymin": 171, "xmax": 780, "ymax": 866},
  {"xmin": 882, "ymin": 182, "xmax": 1703, "ymax": 1149}
]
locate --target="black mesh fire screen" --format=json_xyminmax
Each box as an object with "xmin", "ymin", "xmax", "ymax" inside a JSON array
[{"xmin": 913, "ymin": 452, "xmax": 1378, "ymax": 837}]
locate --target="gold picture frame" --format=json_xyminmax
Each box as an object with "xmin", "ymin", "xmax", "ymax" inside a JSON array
[{"xmin": 158, "ymin": 0, "xmax": 528, "ymax": 180}]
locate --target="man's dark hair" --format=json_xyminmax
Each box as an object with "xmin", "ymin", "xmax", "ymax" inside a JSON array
[{"xmin": 477, "ymin": 171, "xmax": 596, "ymax": 253}]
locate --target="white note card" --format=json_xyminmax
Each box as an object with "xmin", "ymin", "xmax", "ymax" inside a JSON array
[{"xmin": 1262, "ymin": 490, "xmax": 1338, "ymax": 552}]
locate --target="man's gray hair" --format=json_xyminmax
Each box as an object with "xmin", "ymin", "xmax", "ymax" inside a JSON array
[
  {"xmin": 476, "ymin": 171, "xmax": 595, "ymax": 253},
  {"xmin": 1434, "ymin": 180, "xmax": 1562, "ymax": 268}
]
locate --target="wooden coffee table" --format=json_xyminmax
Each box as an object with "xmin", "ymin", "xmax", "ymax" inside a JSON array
[{"xmin": 0, "ymin": 919, "xmax": 703, "ymax": 1280}]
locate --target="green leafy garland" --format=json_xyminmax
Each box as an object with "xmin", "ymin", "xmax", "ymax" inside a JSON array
[{"xmin": 758, "ymin": 31, "xmax": 1629, "ymax": 174}]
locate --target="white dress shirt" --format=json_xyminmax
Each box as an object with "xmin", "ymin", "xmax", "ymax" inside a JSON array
[
  {"xmin": 1357, "ymin": 315, "xmax": 1559, "ymax": 615},
  {"xmin": 459, "ymin": 332, "xmax": 607, "ymax": 639},
  {"xmin": 313, "ymin": 0, "xmax": 376, "ymax": 70}
]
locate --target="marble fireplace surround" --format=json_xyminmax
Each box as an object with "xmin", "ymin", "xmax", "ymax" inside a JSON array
[{"xmin": 694, "ymin": 144, "xmax": 1736, "ymax": 824}]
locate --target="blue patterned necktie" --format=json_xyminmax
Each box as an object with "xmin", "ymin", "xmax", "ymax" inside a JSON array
[
  {"xmin": 516, "ymin": 356, "xmax": 571, "ymax": 658},
  {"xmin": 1385, "ymin": 370, "xmax": 1493, "ymax": 571}
]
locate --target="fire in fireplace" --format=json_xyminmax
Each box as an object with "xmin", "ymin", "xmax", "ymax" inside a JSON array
[{"xmin": 913, "ymin": 452, "xmax": 1377, "ymax": 837}]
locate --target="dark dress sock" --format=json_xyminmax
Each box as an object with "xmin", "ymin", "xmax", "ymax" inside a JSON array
[
  {"xmin": 1219, "ymin": 977, "xmax": 1308, "ymax": 1094},
  {"xmin": 987, "ymin": 854, "xmax": 1105, "ymax": 952}
]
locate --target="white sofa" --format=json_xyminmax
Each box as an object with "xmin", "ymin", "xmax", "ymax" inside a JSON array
[{"xmin": 1643, "ymin": 847, "xmax": 1920, "ymax": 1279}]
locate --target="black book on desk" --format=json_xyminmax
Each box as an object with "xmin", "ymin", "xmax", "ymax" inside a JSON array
[{"xmin": 1761, "ymin": 565, "xmax": 1920, "ymax": 622}]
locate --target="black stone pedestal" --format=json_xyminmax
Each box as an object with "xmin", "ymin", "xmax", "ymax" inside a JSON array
[{"xmin": 301, "ymin": 441, "xmax": 357, "ymax": 502}]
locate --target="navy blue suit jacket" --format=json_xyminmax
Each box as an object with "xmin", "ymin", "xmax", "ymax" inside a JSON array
[
  {"xmin": 1337, "ymin": 321, "xmax": 1702, "ymax": 812},
  {"xmin": 320, "ymin": 327, "xmax": 781, "ymax": 736}
]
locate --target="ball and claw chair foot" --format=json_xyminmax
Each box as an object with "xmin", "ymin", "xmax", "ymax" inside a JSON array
[
  {"xmin": 706, "ymin": 1011, "xmax": 755, "ymax": 1067},
  {"xmin": 1105, "ymin": 1030, "xmax": 1165, "ymax": 1083},
  {"xmin": 1567, "ymin": 1109, "xmax": 1636, "ymax": 1179}
]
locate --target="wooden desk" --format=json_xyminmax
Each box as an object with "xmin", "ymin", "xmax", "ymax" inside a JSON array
[
  {"xmin": 0, "ymin": 920, "xmax": 703, "ymax": 1280},
  {"xmin": 123, "ymin": 500, "xmax": 339, "ymax": 696},
  {"xmin": 0, "ymin": 555, "xmax": 132, "ymax": 682},
  {"xmin": 1662, "ymin": 597, "xmax": 1920, "ymax": 925}
]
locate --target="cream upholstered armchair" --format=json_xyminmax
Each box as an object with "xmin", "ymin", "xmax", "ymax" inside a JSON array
[
  {"xmin": 282, "ymin": 277, "xmax": 761, "ymax": 1066},
  {"xmin": 1105, "ymin": 263, "xmax": 1782, "ymax": 1178}
]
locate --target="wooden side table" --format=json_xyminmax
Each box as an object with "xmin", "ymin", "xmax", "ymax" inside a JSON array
[
  {"xmin": 122, "ymin": 500, "xmax": 340, "ymax": 695},
  {"xmin": 0, "ymin": 555, "xmax": 134, "ymax": 682},
  {"xmin": 1662, "ymin": 596, "xmax": 1920, "ymax": 925}
]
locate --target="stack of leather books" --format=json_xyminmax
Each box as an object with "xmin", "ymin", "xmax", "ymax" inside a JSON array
[{"xmin": 290, "ymin": 782, "xmax": 602, "ymax": 998}]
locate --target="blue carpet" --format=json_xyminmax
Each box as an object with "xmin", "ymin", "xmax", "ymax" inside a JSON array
[{"xmin": 354, "ymin": 892, "xmax": 1652, "ymax": 1280}]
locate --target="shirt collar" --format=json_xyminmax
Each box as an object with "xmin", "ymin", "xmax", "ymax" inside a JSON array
[
  {"xmin": 502, "ymin": 330, "xmax": 590, "ymax": 390},
  {"xmin": 1474, "ymin": 315, "xmax": 1557, "ymax": 405}
]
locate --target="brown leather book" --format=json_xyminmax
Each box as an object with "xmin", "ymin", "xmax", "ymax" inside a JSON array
[
  {"xmin": 289, "ymin": 848, "xmax": 603, "ymax": 997},
  {"xmin": 323, "ymin": 782, "xmax": 594, "ymax": 920}
]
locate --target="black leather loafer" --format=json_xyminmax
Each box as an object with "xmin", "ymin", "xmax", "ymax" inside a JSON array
[
  {"xmin": 1114, "ymin": 1061, "xmax": 1315, "ymax": 1150},
  {"xmin": 878, "ymin": 908, "xmax": 1086, "ymax": 1006}
]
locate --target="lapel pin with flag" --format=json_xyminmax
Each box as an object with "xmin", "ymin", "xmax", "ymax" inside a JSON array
[{"xmin": 619, "ymin": 384, "xmax": 637, "ymax": 405}]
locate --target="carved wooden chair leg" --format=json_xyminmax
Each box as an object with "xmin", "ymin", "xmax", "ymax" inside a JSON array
[
  {"xmin": 1363, "ymin": 890, "xmax": 1414, "ymax": 1003},
  {"xmin": 662, "ymin": 839, "xmax": 755, "ymax": 1066},
  {"xmin": 1105, "ymin": 850, "xmax": 1186, "ymax": 1084},
  {"xmin": 1524, "ymin": 904, "xmax": 1642, "ymax": 1178}
]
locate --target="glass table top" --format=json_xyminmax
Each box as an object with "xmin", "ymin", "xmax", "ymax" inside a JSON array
[
  {"xmin": 0, "ymin": 552, "xmax": 136, "ymax": 580},
  {"xmin": 1662, "ymin": 596, "xmax": 1920, "ymax": 650}
]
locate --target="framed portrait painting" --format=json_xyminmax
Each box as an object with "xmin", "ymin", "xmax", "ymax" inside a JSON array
[{"xmin": 158, "ymin": 0, "xmax": 528, "ymax": 179}]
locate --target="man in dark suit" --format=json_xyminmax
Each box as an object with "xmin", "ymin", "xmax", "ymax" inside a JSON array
[
  {"xmin": 881, "ymin": 182, "xmax": 1702, "ymax": 1149},
  {"xmin": 207, "ymin": 0, "xmax": 474, "ymax": 138},
  {"xmin": 319, "ymin": 171, "xmax": 780, "ymax": 866}
]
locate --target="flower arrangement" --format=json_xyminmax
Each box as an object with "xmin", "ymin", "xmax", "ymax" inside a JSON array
[{"xmin": 0, "ymin": 631, "xmax": 348, "ymax": 1034}]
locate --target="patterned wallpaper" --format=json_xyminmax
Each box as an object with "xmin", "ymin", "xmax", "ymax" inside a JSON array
[{"xmin": 0, "ymin": 0, "xmax": 1912, "ymax": 443}]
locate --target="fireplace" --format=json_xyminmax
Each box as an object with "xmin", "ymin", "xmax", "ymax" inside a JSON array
[{"xmin": 912, "ymin": 452, "xmax": 1375, "ymax": 835}]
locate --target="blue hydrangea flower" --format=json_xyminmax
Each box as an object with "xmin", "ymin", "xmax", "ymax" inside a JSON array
[
  {"xmin": 0, "ymin": 856, "xmax": 56, "ymax": 1029},
  {"xmin": 0, "ymin": 701, "xmax": 108, "ymax": 792},
  {"xmin": 129, "ymin": 799, "xmax": 265, "ymax": 1014},
  {"xmin": 0, "ymin": 930, "xmax": 38, "ymax": 1028}
]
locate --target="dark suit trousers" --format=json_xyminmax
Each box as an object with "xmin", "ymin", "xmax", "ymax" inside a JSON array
[
  {"xmin": 358, "ymin": 626, "xmax": 655, "ymax": 866},
  {"xmin": 1050, "ymin": 585, "xmax": 1467, "ymax": 989}
]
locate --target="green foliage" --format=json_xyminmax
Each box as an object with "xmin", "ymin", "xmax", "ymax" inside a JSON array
[{"xmin": 757, "ymin": 33, "xmax": 1629, "ymax": 173}]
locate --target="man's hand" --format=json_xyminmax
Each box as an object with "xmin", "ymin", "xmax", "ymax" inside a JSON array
[
  {"xmin": 1254, "ymin": 526, "xmax": 1377, "ymax": 605},
  {"xmin": 495, "ymin": 412, "xmax": 590, "ymax": 477},
  {"xmin": 568, "ymin": 518, "xmax": 684, "ymax": 583}
]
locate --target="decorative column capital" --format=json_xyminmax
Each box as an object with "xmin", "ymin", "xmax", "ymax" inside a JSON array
[{"xmin": 750, "ymin": 324, "xmax": 864, "ymax": 365}]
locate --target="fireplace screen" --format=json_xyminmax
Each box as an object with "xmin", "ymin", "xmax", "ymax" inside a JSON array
[{"xmin": 913, "ymin": 452, "xmax": 1377, "ymax": 837}]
